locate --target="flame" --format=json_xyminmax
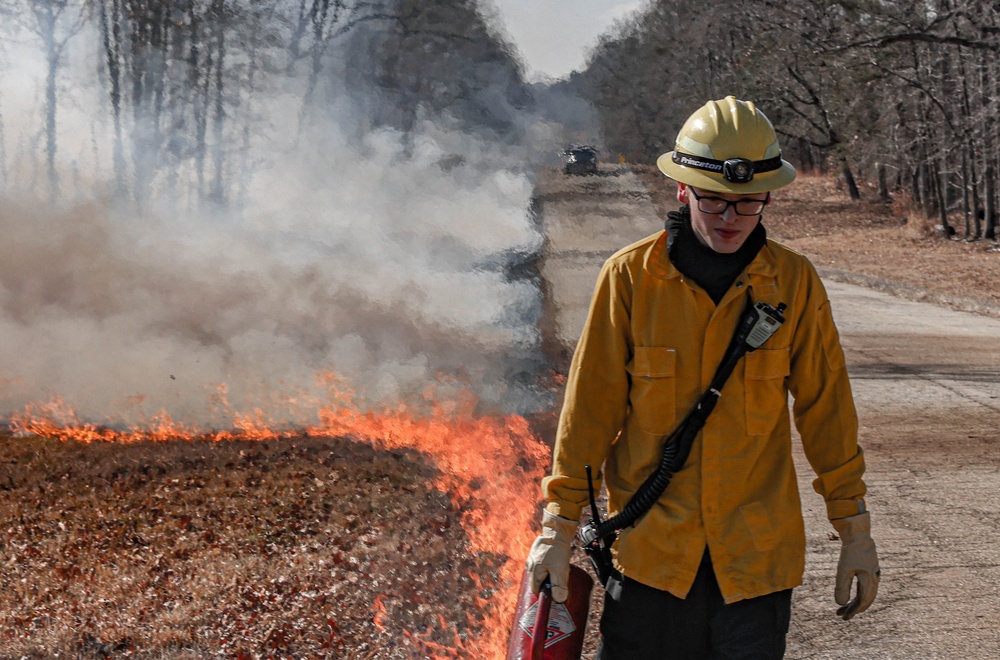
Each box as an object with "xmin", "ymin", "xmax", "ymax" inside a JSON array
[
  {"xmin": 324, "ymin": 400, "xmax": 549, "ymax": 656},
  {"xmin": 372, "ymin": 594, "xmax": 389, "ymax": 630},
  {"xmin": 312, "ymin": 378, "xmax": 551, "ymax": 655},
  {"xmin": 404, "ymin": 614, "xmax": 471, "ymax": 658},
  {"xmin": 4, "ymin": 373, "xmax": 553, "ymax": 657}
]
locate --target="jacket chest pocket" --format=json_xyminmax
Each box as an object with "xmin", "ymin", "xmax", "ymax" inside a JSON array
[
  {"xmin": 744, "ymin": 347, "xmax": 791, "ymax": 435},
  {"xmin": 626, "ymin": 347, "xmax": 677, "ymax": 435}
]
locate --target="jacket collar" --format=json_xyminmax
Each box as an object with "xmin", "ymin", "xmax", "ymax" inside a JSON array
[
  {"xmin": 645, "ymin": 230, "xmax": 780, "ymax": 283},
  {"xmin": 745, "ymin": 241, "xmax": 779, "ymax": 282}
]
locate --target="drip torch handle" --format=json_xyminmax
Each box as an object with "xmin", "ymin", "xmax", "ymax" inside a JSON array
[{"xmin": 531, "ymin": 580, "xmax": 552, "ymax": 659}]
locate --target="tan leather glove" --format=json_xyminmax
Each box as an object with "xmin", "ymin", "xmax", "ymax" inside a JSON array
[
  {"xmin": 832, "ymin": 511, "xmax": 880, "ymax": 620},
  {"xmin": 525, "ymin": 510, "xmax": 577, "ymax": 603}
]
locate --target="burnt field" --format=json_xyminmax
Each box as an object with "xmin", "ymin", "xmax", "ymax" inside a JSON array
[{"xmin": 0, "ymin": 434, "xmax": 508, "ymax": 658}]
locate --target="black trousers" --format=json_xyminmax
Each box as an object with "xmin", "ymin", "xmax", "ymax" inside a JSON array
[{"xmin": 595, "ymin": 551, "xmax": 792, "ymax": 660}]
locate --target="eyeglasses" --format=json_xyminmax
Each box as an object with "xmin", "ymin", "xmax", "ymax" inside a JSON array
[{"xmin": 689, "ymin": 188, "xmax": 770, "ymax": 216}]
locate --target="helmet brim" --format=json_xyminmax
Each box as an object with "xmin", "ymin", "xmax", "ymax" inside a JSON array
[{"xmin": 657, "ymin": 151, "xmax": 797, "ymax": 194}]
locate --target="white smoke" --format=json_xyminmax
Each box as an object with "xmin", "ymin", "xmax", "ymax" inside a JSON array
[{"xmin": 0, "ymin": 16, "xmax": 553, "ymax": 431}]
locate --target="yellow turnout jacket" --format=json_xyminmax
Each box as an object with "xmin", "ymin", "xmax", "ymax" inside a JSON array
[{"xmin": 543, "ymin": 230, "xmax": 867, "ymax": 603}]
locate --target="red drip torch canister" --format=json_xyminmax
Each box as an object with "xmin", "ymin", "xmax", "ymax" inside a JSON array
[{"xmin": 506, "ymin": 564, "xmax": 593, "ymax": 660}]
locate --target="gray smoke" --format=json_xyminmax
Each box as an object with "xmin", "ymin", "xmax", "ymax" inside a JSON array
[{"xmin": 0, "ymin": 17, "xmax": 558, "ymax": 431}]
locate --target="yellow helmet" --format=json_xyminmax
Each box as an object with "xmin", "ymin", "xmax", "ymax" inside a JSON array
[{"xmin": 657, "ymin": 96, "xmax": 796, "ymax": 194}]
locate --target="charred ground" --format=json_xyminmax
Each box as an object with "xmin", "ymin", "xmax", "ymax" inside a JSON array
[{"xmin": 0, "ymin": 436, "xmax": 502, "ymax": 658}]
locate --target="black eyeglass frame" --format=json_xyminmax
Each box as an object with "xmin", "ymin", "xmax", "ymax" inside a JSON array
[{"xmin": 689, "ymin": 188, "xmax": 771, "ymax": 216}]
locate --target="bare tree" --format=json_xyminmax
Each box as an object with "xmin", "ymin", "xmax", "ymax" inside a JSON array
[
  {"xmin": 93, "ymin": 0, "xmax": 289, "ymax": 208},
  {"xmin": 97, "ymin": 0, "xmax": 126, "ymax": 195},
  {"xmin": 1, "ymin": 0, "xmax": 88, "ymax": 199},
  {"xmin": 581, "ymin": 0, "xmax": 1000, "ymax": 239},
  {"xmin": 3, "ymin": 0, "xmax": 536, "ymax": 211},
  {"xmin": 348, "ymin": 0, "xmax": 530, "ymax": 143}
]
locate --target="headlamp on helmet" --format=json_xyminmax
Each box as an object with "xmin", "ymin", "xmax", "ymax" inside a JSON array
[
  {"xmin": 657, "ymin": 96, "xmax": 797, "ymax": 194},
  {"xmin": 723, "ymin": 158, "xmax": 754, "ymax": 183}
]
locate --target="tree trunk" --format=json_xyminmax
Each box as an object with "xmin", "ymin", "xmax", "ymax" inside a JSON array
[
  {"xmin": 985, "ymin": 46, "xmax": 999, "ymax": 241},
  {"xmin": 877, "ymin": 163, "xmax": 890, "ymax": 202},
  {"xmin": 933, "ymin": 160, "xmax": 954, "ymax": 235},
  {"xmin": 303, "ymin": 0, "xmax": 334, "ymax": 109},
  {"xmin": 210, "ymin": 0, "xmax": 226, "ymax": 206},
  {"xmin": 796, "ymin": 137, "xmax": 814, "ymax": 173},
  {"xmin": 841, "ymin": 159, "xmax": 860, "ymax": 200},
  {"xmin": 194, "ymin": 12, "xmax": 210, "ymax": 201},
  {"xmin": 918, "ymin": 162, "xmax": 931, "ymax": 212},
  {"xmin": 955, "ymin": 39, "xmax": 976, "ymax": 238},
  {"xmin": 234, "ymin": 14, "xmax": 262, "ymax": 214},
  {"xmin": 986, "ymin": 159, "xmax": 997, "ymax": 240},
  {"xmin": 961, "ymin": 150, "xmax": 971, "ymax": 238},
  {"xmin": 41, "ymin": 8, "xmax": 60, "ymax": 200},
  {"xmin": 99, "ymin": 0, "xmax": 127, "ymax": 197}
]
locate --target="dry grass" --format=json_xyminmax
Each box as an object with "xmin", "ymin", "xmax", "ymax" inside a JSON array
[{"xmin": 0, "ymin": 435, "xmax": 500, "ymax": 658}]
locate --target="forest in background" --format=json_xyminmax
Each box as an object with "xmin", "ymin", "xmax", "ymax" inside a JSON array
[
  {"xmin": 6, "ymin": 0, "xmax": 999, "ymax": 243},
  {"xmin": 0, "ymin": 0, "xmax": 596, "ymax": 215},
  {"xmin": 581, "ymin": 0, "xmax": 1000, "ymax": 239}
]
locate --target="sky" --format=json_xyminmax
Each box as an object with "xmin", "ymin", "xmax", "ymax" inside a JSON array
[{"xmin": 489, "ymin": 0, "xmax": 646, "ymax": 82}]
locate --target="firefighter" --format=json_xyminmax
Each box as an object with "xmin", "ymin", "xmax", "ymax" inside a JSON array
[{"xmin": 526, "ymin": 96, "xmax": 880, "ymax": 658}]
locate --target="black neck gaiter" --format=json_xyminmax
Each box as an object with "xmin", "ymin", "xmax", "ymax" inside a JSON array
[{"xmin": 665, "ymin": 205, "xmax": 767, "ymax": 305}]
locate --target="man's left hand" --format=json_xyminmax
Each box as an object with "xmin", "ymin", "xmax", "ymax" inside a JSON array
[{"xmin": 832, "ymin": 511, "xmax": 880, "ymax": 620}]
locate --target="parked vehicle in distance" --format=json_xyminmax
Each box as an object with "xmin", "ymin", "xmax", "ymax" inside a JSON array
[{"xmin": 563, "ymin": 145, "xmax": 598, "ymax": 175}]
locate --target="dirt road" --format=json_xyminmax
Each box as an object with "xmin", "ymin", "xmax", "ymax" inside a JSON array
[
  {"xmin": 791, "ymin": 278, "xmax": 1000, "ymax": 659},
  {"xmin": 535, "ymin": 166, "xmax": 1000, "ymax": 659}
]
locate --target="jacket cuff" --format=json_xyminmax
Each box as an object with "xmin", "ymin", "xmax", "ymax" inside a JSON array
[
  {"xmin": 545, "ymin": 501, "xmax": 582, "ymax": 522},
  {"xmin": 826, "ymin": 498, "xmax": 866, "ymax": 520}
]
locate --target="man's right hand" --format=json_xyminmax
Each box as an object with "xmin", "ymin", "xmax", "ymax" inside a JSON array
[{"xmin": 526, "ymin": 510, "xmax": 577, "ymax": 603}]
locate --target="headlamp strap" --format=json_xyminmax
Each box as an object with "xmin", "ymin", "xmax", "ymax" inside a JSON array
[{"xmin": 672, "ymin": 151, "xmax": 783, "ymax": 183}]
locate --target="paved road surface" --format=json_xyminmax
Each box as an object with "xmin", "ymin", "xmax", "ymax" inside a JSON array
[
  {"xmin": 791, "ymin": 278, "xmax": 1000, "ymax": 659},
  {"xmin": 535, "ymin": 166, "xmax": 1000, "ymax": 659}
]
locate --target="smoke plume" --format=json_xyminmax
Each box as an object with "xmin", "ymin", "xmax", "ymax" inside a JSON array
[{"xmin": 0, "ymin": 11, "xmax": 557, "ymax": 431}]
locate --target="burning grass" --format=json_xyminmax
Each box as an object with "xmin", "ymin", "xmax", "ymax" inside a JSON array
[{"xmin": 0, "ymin": 400, "xmax": 551, "ymax": 658}]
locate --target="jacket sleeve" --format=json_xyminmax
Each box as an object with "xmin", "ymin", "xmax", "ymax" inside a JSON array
[
  {"xmin": 542, "ymin": 259, "xmax": 633, "ymax": 521},
  {"xmin": 788, "ymin": 264, "xmax": 868, "ymax": 521}
]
